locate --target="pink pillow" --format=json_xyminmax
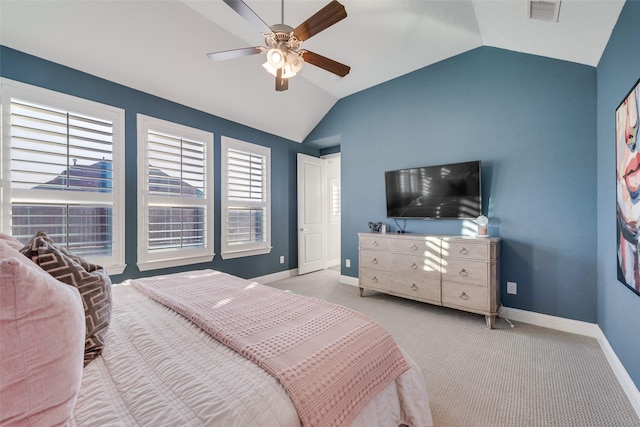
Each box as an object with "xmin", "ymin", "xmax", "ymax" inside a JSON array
[
  {"xmin": 0, "ymin": 232, "xmax": 23, "ymax": 251},
  {"xmin": 0, "ymin": 242, "xmax": 85, "ymax": 426}
]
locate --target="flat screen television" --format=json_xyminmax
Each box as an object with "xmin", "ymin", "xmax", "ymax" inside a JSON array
[{"xmin": 385, "ymin": 160, "xmax": 482, "ymax": 219}]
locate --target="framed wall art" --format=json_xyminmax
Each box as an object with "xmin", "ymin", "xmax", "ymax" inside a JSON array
[{"xmin": 615, "ymin": 77, "xmax": 640, "ymax": 296}]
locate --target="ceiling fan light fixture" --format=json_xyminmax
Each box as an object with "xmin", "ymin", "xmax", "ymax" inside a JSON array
[
  {"xmin": 286, "ymin": 52, "xmax": 304, "ymax": 73},
  {"xmin": 281, "ymin": 65, "xmax": 297, "ymax": 78},
  {"xmin": 262, "ymin": 63, "xmax": 297, "ymax": 78},
  {"xmin": 262, "ymin": 61, "xmax": 278, "ymax": 77},
  {"xmin": 266, "ymin": 48, "xmax": 285, "ymax": 68}
]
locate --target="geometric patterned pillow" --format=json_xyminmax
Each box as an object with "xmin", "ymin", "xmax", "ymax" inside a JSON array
[{"xmin": 20, "ymin": 230, "xmax": 112, "ymax": 367}]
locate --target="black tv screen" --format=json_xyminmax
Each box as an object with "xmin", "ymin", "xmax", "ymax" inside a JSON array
[{"xmin": 385, "ymin": 160, "xmax": 482, "ymax": 219}]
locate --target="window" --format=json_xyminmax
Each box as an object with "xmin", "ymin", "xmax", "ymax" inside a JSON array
[
  {"xmin": 137, "ymin": 115, "xmax": 213, "ymax": 271},
  {"xmin": 221, "ymin": 136, "xmax": 271, "ymax": 259},
  {"xmin": 0, "ymin": 79, "xmax": 125, "ymax": 274}
]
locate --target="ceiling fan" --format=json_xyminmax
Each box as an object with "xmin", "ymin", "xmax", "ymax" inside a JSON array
[{"xmin": 207, "ymin": 0, "xmax": 351, "ymax": 91}]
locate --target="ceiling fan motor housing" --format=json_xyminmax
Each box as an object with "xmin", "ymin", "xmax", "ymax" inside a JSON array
[{"xmin": 266, "ymin": 24, "xmax": 300, "ymax": 50}]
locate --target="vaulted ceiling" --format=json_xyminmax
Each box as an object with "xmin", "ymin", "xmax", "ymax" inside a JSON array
[{"xmin": 0, "ymin": 0, "xmax": 625, "ymax": 143}]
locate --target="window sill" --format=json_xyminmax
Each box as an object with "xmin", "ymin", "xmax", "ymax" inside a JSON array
[
  {"xmin": 221, "ymin": 247, "xmax": 272, "ymax": 260},
  {"xmin": 104, "ymin": 263, "xmax": 127, "ymax": 276},
  {"xmin": 137, "ymin": 254, "xmax": 215, "ymax": 272}
]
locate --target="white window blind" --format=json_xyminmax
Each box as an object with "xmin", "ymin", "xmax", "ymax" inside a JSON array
[
  {"xmin": 330, "ymin": 177, "xmax": 341, "ymax": 224},
  {"xmin": 1, "ymin": 79, "xmax": 125, "ymax": 274},
  {"xmin": 137, "ymin": 115, "xmax": 213, "ymax": 271},
  {"xmin": 221, "ymin": 136, "xmax": 271, "ymax": 259}
]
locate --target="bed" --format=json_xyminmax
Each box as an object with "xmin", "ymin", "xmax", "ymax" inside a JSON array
[{"xmin": 0, "ymin": 232, "xmax": 433, "ymax": 427}]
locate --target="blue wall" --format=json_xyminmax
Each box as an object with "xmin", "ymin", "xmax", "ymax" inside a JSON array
[
  {"xmin": 306, "ymin": 46, "xmax": 598, "ymax": 323},
  {"xmin": 0, "ymin": 46, "xmax": 319, "ymax": 283},
  {"xmin": 596, "ymin": 0, "xmax": 640, "ymax": 389}
]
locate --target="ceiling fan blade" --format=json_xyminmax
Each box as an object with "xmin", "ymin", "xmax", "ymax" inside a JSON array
[
  {"xmin": 301, "ymin": 50, "xmax": 350, "ymax": 77},
  {"xmin": 207, "ymin": 46, "xmax": 264, "ymax": 61},
  {"xmin": 223, "ymin": 0, "xmax": 272, "ymax": 34},
  {"xmin": 276, "ymin": 68, "xmax": 289, "ymax": 91},
  {"xmin": 293, "ymin": 0, "xmax": 347, "ymax": 42}
]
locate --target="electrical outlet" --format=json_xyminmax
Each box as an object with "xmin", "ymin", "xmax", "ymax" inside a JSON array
[
  {"xmin": 507, "ymin": 281, "xmax": 517, "ymax": 295},
  {"xmin": 345, "ymin": 259, "xmax": 351, "ymax": 268},
  {"xmin": 279, "ymin": 256, "xmax": 284, "ymax": 264}
]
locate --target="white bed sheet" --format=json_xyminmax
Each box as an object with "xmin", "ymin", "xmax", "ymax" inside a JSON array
[{"xmin": 70, "ymin": 283, "xmax": 433, "ymax": 427}]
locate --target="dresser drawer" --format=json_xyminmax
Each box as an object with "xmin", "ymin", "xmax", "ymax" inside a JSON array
[
  {"xmin": 360, "ymin": 249, "xmax": 392, "ymax": 271},
  {"xmin": 442, "ymin": 259, "xmax": 488, "ymax": 286},
  {"xmin": 442, "ymin": 281, "xmax": 489, "ymax": 313},
  {"xmin": 358, "ymin": 233, "xmax": 500, "ymax": 328},
  {"xmin": 390, "ymin": 253, "xmax": 441, "ymax": 279},
  {"xmin": 388, "ymin": 275, "xmax": 441, "ymax": 304},
  {"xmin": 359, "ymin": 234, "xmax": 390, "ymax": 251},
  {"xmin": 359, "ymin": 268, "xmax": 390, "ymax": 293},
  {"xmin": 443, "ymin": 240, "xmax": 488, "ymax": 260},
  {"xmin": 390, "ymin": 237, "xmax": 441, "ymax": 257}
]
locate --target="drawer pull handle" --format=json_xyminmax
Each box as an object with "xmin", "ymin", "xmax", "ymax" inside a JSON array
[
  {"xmin": 410, "ymin": 244, "xmax": 418, "ymax": 250},
  {"xmin": 372, "ymin": 276, "xmax": 378, "ymax": 282},
  {"xmin": 372, "ymin": 241, "xmax": 379, "ymax": 247},
  {"xmin": 410, "ymin": 263, "xmax": 417, "ymax": 270},
  {"xmin": 460, "ymin": 247, "xmax": 469, "ymax": 255},
  {"xmin": 411, "ymin": 284, "xmax": 418, "ymax": 290},
  {"xmin": 372, "ymin": 258, "xmax": 378, "ymax": 264},
  {"xmin": 459, "ymin": 292, "xmax": 469, "ymax": 300},
  {"xmin": 459, "ymin": 268, "xmax": 468, "ymax": 276}
]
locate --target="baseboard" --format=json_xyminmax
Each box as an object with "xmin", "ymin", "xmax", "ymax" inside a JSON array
[
  {"xmin": 594, "ymin": 327, "xmax": 640, "ymax": 419},
  {"xmin": 340, "ymin": 275, "xmax": 359, "ymax": 287},
  {"xmin": 499, "ymin": 306, "xmax": 600, "ymax": 337},
  {"xmin": 500, "ymin": 306, "xmax": 640, "ymax": 418},
  {"xmin": 252, "ymin": 268, "xmax": 298, "ymax": 284}
]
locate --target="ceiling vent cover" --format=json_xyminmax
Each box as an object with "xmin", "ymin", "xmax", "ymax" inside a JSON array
[{"xmin": 529, "ymin": 1, "xmax": 561, "ymax": 22}]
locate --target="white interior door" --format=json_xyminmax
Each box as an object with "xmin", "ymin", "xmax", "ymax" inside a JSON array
[{"xmin": 297, "ymin": 153, "xmax": 326, "ymax": 275}]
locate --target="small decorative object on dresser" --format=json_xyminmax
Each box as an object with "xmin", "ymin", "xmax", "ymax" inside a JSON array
[
  {"xmin": 368, "ymin": 222, "xmax": 383, "ymax": 233},
  {"xmin": 476, "ymin": 215, "xmax": 489, "ymax": 237},
  {"xmin": 358, "ymin": 233, "xmax": 501, "ymax": 328}
]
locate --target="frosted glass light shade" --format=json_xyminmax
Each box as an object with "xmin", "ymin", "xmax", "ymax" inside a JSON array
[
  {"xmin": 286, "ymin": 52, "xmax": 304, "ymax": 73},
  {"xmin": 262, "ymin": 61, "xmax": 277, "ymax": 76},
  {"xmin": 266, "ymin": 48, "xmax": 285, "ymax": 68}
]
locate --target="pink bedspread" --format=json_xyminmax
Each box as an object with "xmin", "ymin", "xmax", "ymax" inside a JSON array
[{"xmin": 131, "ymin": 270, "xmax": 409, "ymax": 427}]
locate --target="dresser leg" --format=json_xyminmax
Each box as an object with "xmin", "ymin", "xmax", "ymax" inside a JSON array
[
  {"xmin": 359, "ymin": 287, "xmax": 364, "ymax": 297},
  {"xmin": 485, "ymin": 315, "xmax": 495, "ymax": 329}
]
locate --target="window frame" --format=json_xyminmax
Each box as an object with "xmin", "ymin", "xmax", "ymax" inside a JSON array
[
  {"xmin": 0, "ymin": 78, "xmax": 126, "ymax": 274},
  {"xmin": 136, "ymin": 114, "xmax": 214, "ymax": 271},
  {"xmin": 220, "ymin": 136, "xmax": 271, "ymax": 259}
]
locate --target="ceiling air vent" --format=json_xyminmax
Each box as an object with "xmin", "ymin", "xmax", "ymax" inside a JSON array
[{"xmin": 529, "ymin": 1, "xmax": 561, "ymax": 22}]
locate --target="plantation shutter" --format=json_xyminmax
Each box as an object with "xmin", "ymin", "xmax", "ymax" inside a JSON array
[
  {"xmin": 9, "ymin": 98, "xmax": 115, "ymax": 258},
  {"xmin": 220, "ymin": 136, "xmax": 270, "ymax": 259},
  {"xmin": 146, "ymin": 130, "xmax": 206, "ymax": 252},
  {"xmin": 226, "ymin": 147, "xmax": 266, "ymax": 245},
  {"xmin": 136, "ymin": 114, "xmax": 213, "ymax": 271}
]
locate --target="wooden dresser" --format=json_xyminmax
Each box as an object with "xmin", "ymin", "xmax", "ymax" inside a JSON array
[{"xmin": 358, "ymin": 233, "xmax": 501, "ymax": 328}]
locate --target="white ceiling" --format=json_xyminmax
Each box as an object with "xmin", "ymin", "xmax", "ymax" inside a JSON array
[{"xmin": 0, "ymin": 0, "xmax": 624, "ymax": 143}]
